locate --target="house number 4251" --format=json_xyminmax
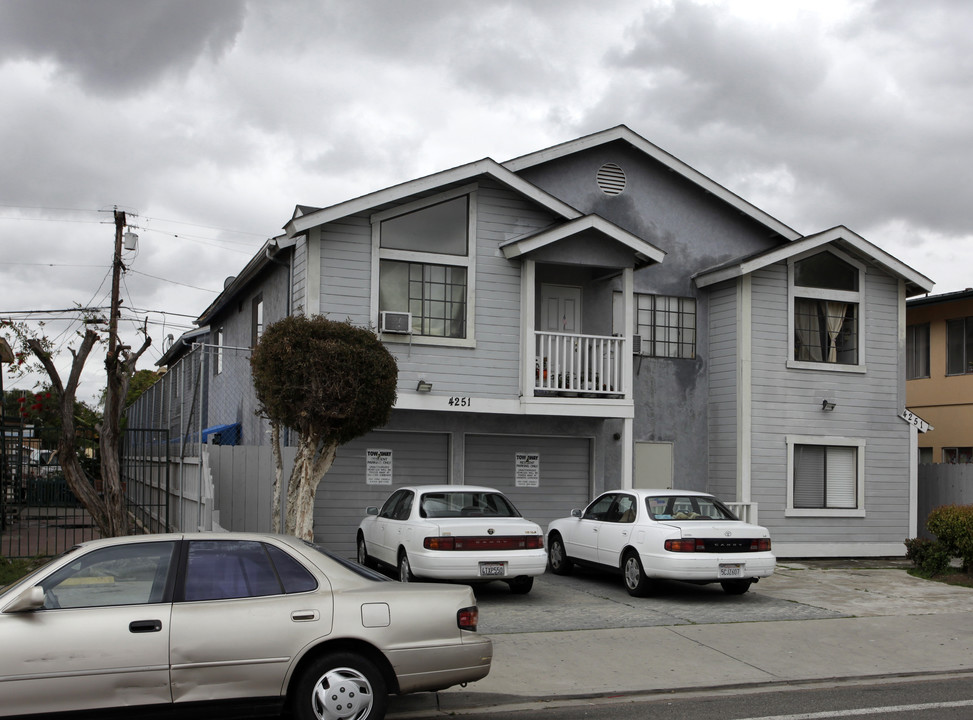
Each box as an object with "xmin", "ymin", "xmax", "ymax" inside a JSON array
[{"xmin": 448, "ymin": 397, "xmax": 472, "ymax": 407}]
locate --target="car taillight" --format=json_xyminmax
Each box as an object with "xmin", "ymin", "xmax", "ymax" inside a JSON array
[
  {"xmin": 751, "ymin": 538, "xmax": 772, "ymax": 551},
  {"xmin": 423, "ymin": 536, "xmax": 544, "ymax": 550},
  {"xmin": 457, "ymin": 606, "xmax": 479, "ymax": 631},
  {"xmin": 665, "ymin": 538, "xmax": 704, "ymax": 552}
]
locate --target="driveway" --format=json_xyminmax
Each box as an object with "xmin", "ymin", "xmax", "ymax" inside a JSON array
[{"xmin": 471, "ymin": 558, "xmax": 972, "ymax": 634}]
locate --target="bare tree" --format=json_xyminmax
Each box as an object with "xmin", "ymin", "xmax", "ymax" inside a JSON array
[
  {"xmin": 3, "ymin": 318, "xmax": 150, "ymax": 538},
  {"xmin": 250, "ymin": 315, "xmax": 398, "ymax": 540}
]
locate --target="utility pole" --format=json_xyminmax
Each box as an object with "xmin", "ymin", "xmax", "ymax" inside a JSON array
[{"xmin": 109, "ymin": 208, "xmax": 125, "ymax": 363}]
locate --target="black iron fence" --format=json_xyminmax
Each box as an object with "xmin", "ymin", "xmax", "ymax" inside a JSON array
[{"xmin": 1, "ymin": 425, "xmax": 170, "ymax": 560}]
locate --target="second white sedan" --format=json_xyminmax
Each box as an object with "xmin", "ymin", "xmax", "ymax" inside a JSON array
[
  {"xmin": 547, "ymin": 489, "xmax": 776, "ymax": 597},
  {"xmin": 357, "ymin": 485, "xmax": 548, "ymax": 594}
]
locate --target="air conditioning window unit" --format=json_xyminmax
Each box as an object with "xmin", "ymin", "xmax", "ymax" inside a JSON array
[
  {"xmin": 380, "ymin": 311, "xmax": 412, "ymax": 334},
  {"xmin": 632, "ymin": 334, "xmax": 643, "ymax": 355}
]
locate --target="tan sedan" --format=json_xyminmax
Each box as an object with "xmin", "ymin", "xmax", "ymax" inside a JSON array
[{"xmin": 0, "ymin": 532, "xmax": 492, "ymax": 719}]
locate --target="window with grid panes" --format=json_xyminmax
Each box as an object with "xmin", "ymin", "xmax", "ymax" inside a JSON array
[{"xmin": 634, "ymin": 294, "xmax": 696, "ymax": 358}]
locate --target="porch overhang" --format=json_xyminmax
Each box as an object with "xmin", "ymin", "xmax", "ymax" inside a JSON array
[{"xmin": 500, "ymin": 214, "xmax": 666, "ymax": 270}]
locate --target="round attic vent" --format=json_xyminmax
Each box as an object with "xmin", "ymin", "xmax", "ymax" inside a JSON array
[{"xmin": 596, "ymin": 163, "xmax": 626, "ymax": 195}]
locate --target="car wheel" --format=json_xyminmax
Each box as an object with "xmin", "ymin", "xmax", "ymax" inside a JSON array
[
  {"xmin": 548, "ymin": 534, "xmax": 573, "ymax": 576},
  {"xmin": 721, "ymin": 579, "xmax": 753, "ymax": 595},
  {"xmin": 292, "ymin": 651, "xmax": 387, "ymax": 720},
  {"xmin": 622, "ymin": 550, "xmax": 652, "ymax": 597},
  {"xmin": 508, "ymin": 575, "xmax": 533, "ymax": 594},
  {"xmin": 357, "ymin": 534, "xmax": 372, "ymax": 568},
  {"xmin": 398, "ymin": 552, "xmax": 415, "ymax": 583}
]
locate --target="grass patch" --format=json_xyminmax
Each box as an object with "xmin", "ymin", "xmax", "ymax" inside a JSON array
[{"xmin": 908, "ymin": 567, "xmax": 973, "ymax": 589}]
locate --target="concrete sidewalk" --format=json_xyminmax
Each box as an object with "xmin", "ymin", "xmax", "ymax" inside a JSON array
[{"xmin": 391, "ymin": 560, "xmax": 973, "ymax": 716}]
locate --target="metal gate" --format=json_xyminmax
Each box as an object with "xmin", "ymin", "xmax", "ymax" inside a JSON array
[{"xmin": 0, "ymin": 426, "xmax": 170, "ymax": 559}]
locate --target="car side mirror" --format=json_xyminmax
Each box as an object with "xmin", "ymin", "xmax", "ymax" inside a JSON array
[
  {"xmin": 365, "ymin": 506, "xmax": 379, "ymax": 516},
  {"xmin": 3, "ymin": 586, "xmax": 45, "ymax": 613},
  {"xmin": 571, "ymin": 508, "xmax": 583, "ymax": 518}
]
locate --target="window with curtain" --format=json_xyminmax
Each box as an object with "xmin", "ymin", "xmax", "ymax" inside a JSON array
[
  {"xmin": 906, "ymin": 323, "xmax": 930, "ymax": 379},
  {"xmin": 793, "ymin": 444, "xmax": 858, "ymax": 509},
  {"xmin": 946, "ymin": 317, "xmax": 973, "ymax": 375},
  {"xmin": 377, "ymin": 194, "xmax": 471, "ymax": 339},
  {"xmin": 791, "ymin": 252, "xmax": 861, "ymax": 367}
]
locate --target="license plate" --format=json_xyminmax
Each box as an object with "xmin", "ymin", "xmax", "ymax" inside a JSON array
[
  {"xmin": 719, "ymin": 563, "xmax": 743, "ymax": 578},
  {"xmin": 479, "ymin": 562, "xmax": 507, "ymax": 577}
]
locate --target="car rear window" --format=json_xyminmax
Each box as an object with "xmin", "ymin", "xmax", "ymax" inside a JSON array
[
  {"xmin": 419, "ymin": 491, "xmax": 520, "ymax": 518},
  {"xmin": 646, "ymin": 496, "xmax": 739, "ymax": 521}
]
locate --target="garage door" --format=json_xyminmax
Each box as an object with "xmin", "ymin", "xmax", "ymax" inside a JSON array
[
  {"xmin": 314, "ymin": 431, "xmax": 448, "ymax": 556},
  {"xmin": 464, "ymin": 434, "xmax": 590, "ymax": 531}
]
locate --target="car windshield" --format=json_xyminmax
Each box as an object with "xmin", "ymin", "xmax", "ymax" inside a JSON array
[
  {"xmin": 645, "ymin": 495, "xmax": 739, "ymax": 521},
  {"xmin": 419, "ymin": 491, "xmax": 521, "ymax": 518}
]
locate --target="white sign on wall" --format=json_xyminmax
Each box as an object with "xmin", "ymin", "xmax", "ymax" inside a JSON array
[
  {"xmin": 366, "ymin": 449, "xmax": 393, "ymax": 485},
  {"xmin": 515, "ymin": 452, "xmax": 540, "ymax": 488}
]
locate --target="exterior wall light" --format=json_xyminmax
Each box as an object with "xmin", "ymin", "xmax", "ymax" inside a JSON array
[
  {"xmin": 416, "ymin": 380, "xmax": 433, "ymax": 393},
  {"xmin": 822, "ymin": 400, "xmax": 836, "ymax": 411}
]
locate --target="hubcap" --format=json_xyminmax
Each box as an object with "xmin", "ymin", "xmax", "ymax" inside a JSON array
[
  {"xmin": 399, "ymin": 557, "xmax": 410, "ymax": 582},
  {"xmin": 357, "ymin": 541, "xmax": 366, "ymax": 564},
  {"xmin": 624, "ymin": 557, "xmax": 640, "ymax": 589},
  {"xmin": 551, "ymin": 542, "xmax": 563, "ymax": 567},
  {"xmin": 312, "ymin": 667, "xmax": 373, "ymax": 720}
]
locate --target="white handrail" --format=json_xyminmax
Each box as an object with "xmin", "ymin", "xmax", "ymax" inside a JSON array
[{"xmin": 534, "ymin": 331, "xmax": 624, "ymax": 396}]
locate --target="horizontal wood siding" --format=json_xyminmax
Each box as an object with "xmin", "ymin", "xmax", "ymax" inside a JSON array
[
  {"xmin": 749, "ymin": 264, "xmax": 911, "ymax": 543},
  {"xmin": 292, "ymin": 235, "xmax": 307, "ymax": 315},
  {"xmin": 707, "ymin": 282, "xmax": 738, "ymax": 501},
  {"xmin": 319, "ymin": 216, "xmax": 372, "ymax": 325}
]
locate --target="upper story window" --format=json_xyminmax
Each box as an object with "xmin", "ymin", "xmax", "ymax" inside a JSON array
[
  {"xmin": 373, "ymin": 188, "xmax": 475, "ymax": 344},
  {"xmin": 634, "ymin": 294, "xmax": 696, "ymax": 358},
  {"xmin": 214, "ymin": 327, "xmax": 224, "ymax": 375},
  {"xmin": 946, "ymin": 317, "xmax": 973, "ymax": 375},
  {"xmin": 906, "ymin": 323, "xmax": 930, "ymax": 379},
  {"xmin": 789, "ymin": 251, "xmax": 864, "ymax": 371},
  {"xmin": 251, "ymin": 295, "xmax": 264, "ymax": 347}
]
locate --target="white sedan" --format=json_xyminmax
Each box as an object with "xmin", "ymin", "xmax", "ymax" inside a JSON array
[
  {"xmin": 547, "ymin": 489, "xmax": 775, "ymax": 596},
  {"xmin": 357, "ymin": 485, "xmax": 548, "ymax": 594}
]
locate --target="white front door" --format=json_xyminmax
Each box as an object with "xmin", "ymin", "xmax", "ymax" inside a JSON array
[{"xmin": 541, "ymin": 284, "xmax": 582, "ymax": 333}]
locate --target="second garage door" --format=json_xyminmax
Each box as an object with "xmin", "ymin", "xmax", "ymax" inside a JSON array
[{"xmin": 464, "ymin": 434, "xmax": 591, "ymax": 531}]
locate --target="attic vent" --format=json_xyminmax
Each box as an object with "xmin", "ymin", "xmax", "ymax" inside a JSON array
[{"xmin": 596, "ymin": 163, "xmax": 626, "ymax": 195}]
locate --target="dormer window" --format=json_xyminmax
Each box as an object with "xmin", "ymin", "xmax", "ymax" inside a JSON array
[
  {"xmin": 789, "ymin": 251, "xmax": 864, "ymax": 371},
  {"xmin": 373, "ymin": 188, "xmax": 475, "ymax": 344}
]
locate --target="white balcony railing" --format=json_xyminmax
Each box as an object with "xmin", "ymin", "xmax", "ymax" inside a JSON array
[{"xmin": 534, "ymin": 331, "xmax": 625, "ymax": 397}]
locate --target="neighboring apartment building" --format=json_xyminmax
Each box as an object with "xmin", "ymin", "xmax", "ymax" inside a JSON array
[
  {"xmin": 906, "ymin": 289, "xmax": 973, "ymax": 463},
  {"xmin": 140, "ymin": 125, "xmax": 934, "ymax": 557}
]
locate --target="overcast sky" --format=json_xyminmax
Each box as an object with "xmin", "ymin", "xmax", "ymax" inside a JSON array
[{"xmin": 1, "ymin": 0, "xmax": 970, "ymax": 404}]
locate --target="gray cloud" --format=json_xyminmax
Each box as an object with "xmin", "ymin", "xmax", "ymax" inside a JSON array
[{"xmin": 0, "ymin": 0, "xmax": 245, "ymax": 96}]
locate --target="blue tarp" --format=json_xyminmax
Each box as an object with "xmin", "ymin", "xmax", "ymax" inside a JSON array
[{"xmin": 200, "ymin": 423, "xmax": 242, "ymax": 446}]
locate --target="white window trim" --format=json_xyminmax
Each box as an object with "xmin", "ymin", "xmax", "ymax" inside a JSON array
[
  {"xmin": 370, "ymin": 184, "xmax": 477, "ymax": 348},
  {"xmin": 786, "ymin": 247, "xmax": 866, "ymax": 374},
  {"xmin": 785, "ymin": 435, "xmax": 866, "ymax": 518}
]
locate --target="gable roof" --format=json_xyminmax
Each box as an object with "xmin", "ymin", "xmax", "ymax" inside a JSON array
[
  {"xmin": 692, "ymin": 225, "xmax": 934, "ymax": 297},
  {"xmin": 500, "ymin": 214, "xmax": 666, "ymax": 269},
  {"xmin": 503, "ymin": 125, "xmax": 802, "ymax": 242},
  {"xmin": 285, "ymin": 158, "xmax": 583, "ymax": 236}
]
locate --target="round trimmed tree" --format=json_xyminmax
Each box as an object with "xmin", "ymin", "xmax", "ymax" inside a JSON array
[{"xmin": 250, "ymin": 315, "xmax": 398, "ymax": 540}]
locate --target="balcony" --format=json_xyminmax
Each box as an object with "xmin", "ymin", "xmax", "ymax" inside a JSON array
[{"xmin": 534, "ymin": 331, "xmax": 626, "ymax": 398}]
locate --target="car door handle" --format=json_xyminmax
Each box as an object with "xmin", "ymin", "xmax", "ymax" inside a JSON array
[
  {"xmin": 129, "ymin": 620, "xmax": 162, "ymax": 633},
  {"xmin": 291, "ymin": 610, "xmax": 320, "ymax": 622}
]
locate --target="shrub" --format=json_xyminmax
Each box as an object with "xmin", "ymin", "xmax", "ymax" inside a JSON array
[
  {"xmin": 925, "ymin": 504, "xmax": 973, "ymax": 572},
  {"xmin": 903, "ymin": 537, "xmax": 952, "ymax": 576}
]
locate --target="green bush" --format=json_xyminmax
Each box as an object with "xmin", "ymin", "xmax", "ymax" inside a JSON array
[
  {"xmin": 925, "ymin": 504, "xmax": 973, "ymax": 572},
  {"xmin": 904, "ymin": 537, "xmax": 952, "ymax": 576}
]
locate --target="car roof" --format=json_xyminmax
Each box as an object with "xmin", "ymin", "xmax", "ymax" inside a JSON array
[
  {"xmin": 398, "ymin": 485, "xmax": 502, "ymax": 494},
  {"xmin": 68, "ymin": 531, "xmax": 314, "ymax": 552},
  {"xmin": 611, "ymin": 489, "xmax": 717, "ymax": 498}
]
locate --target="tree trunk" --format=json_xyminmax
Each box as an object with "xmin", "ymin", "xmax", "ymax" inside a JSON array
[
  {"xmin": 270, "ymin": 423, "xmax": 283, "ymax": 533},
  {"xmin": 284, "ymin": 434, "xmax": 338, "ymax": 542}
]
